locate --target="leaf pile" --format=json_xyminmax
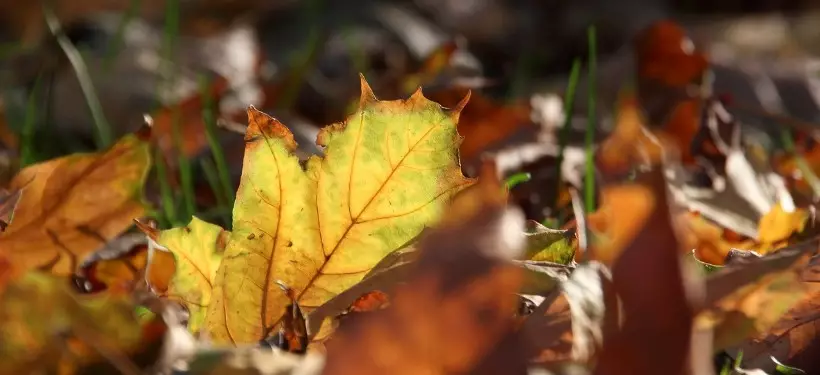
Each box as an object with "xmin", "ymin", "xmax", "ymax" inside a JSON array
[{"xmin": 8, "ymin": 15, "xmax": 820, "ymax": 375}]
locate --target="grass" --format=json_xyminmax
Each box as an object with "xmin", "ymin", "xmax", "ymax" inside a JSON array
[
  {"xmin": 554, "ymin": 58, "xmax": 582, "ymax": 213},
  {"xmin": 504, "ymin": 172, "xmax": 531, "ymax": 190},
  {"xmin": 43, "ymin": 4, "xmax": 113, "ymax": 148},
  {"xmin": 584, "ymin": 25, "xmax": 597, "ymax": 213},
  {"xmin": 19, "ymin": 73, "xmax": 43, "ymax": 167}
]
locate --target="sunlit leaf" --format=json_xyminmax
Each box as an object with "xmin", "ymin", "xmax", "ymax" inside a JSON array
[
  {"xmin": 324, "ymin": 175, "xmax": 525, "ymax": 375},
  {"xmin": 155, "ymin": 76, "xmax": 473, "ymax": 344},
  {"xmin": 0, "ymin": 132, "xmax": 151, "ymax": 275},
  {"xmin": 524, "ymin": 221, "xmax": 575, "ymax": 264},
  {"xmin": 148, "ymin": 217, "xmax": 227, "ymax": 333}
]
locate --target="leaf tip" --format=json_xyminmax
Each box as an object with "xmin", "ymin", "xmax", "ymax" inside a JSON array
[
  {"xmin": 246, "ymin": 106, "xmax": 297, "ymax": 151},
  {"xmin": 448, "ymin": 90, "xmax": 471, "ymax": 123},
  {"xmin": 134, "ymin": 218, "xmax": 159, "ymax": 240},
  {"xmin": 358, "ymin": 74, "xmax": 377, "ymax": 105},
  {"xmin": 408, "ymin": 85, "xmax": 425, "ymax": 104}
]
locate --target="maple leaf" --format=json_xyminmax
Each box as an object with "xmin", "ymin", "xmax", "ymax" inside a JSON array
[
  {"xmin": 154, "ymin": 76, "xmax": 473, "ymax": 344},
  {"xmin": 324, "ymin": 172, "xmax": 526, "ymax": 375},
  {"xmin": 0, "ymin": 133, "xmax": 151, "ymax": 275},
  {"xmin": 146, "ymin": 217, "xmax": 227, "ymax": 334}
]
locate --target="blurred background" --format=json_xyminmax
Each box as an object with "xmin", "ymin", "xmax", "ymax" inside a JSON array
[{"xmin": 3, "ymin": 0, "xmax": 820, "ymax": 228}]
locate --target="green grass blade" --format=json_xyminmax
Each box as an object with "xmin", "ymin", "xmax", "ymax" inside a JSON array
[
  {"xmin": 171, "ymin": 107, "xmax": 195, "ymax": 221},
  {"xmin": 584, "ymin": 25, "xmax": 597, "ymax": 213},
  {"xmin": 200, "ymin": 156, "xmax": 228, "ymax": 210},
  {"xmin": 20, "ymin": 73, "xmax": 44, "ymax": 167},
  {"xmin": 42, "ymin": 4, "xmax": 112, "ymax": 148},
  {"xmin": 153, "ymin": 147, "xmax": 179, "ymax": 227},
  {"xmin": 554, "ymin": 58, "xmax": 582, "ymax": 209},
  {"xmin": 199, "ymin": 76, "xmax": 235, "ymax": 207},
  {"xmin": 504, "ymin": 172, "xmax": 531, "ymax": 190}
]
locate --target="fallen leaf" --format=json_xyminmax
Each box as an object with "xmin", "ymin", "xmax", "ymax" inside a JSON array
[
  {"xmin": 585, "ymin": 180, "xmax": 656, "ymax": 266},
  {"xmin": 146, "ymin": 217, "xmax": 227, "ymax": 334},
  {"xmin": 76, "ymin": 234, "xmax": 176, "ymax": 295},
  {"xmin": 758, "ymin": 203, "xmax": 807, "ymax": 245},
  {"xmin": 427, "ymin": 87, "xmax": 536, "ymax": 164},
  {"xmin": 594, "ymin": 168, "xmax": 702, "ymax": 375},
  {"xmin": 150, "ymin": 76, "xmax": 231, "ymax": 160},
  {"xmin": 523, "ymin": 221, "xmax": 576, "ymax": 264},
  {"xmin": 331, "ymin": 290, "xmax": 391, "ymax": 335},
  {"xmin": 0, "ymin": 187, "xmax": 22, "ymax": 232},
  {"xmin": 634, "ymin": 20, "xmax": 709, "ymax": 88},
  {"xmin": 0, "ymin": 271, "xmax": 165, "ymax": 374},
  {"xmin": 699, "ymin": 240, "xmax": 820, "ymax": 371},
  {"xmin": 265, "ymin": 282, "xmax": 309, "ymax": 355},
  {"xmin": 323, "ymin": 179, "xmax": 527, "ymax": 375},
  {"xmin": 158, "ymin": 76, "xmax": 473, "ymax": 344},
  {"xmin": 596, "ymin": 92, "xmax": 665, "ymax": 175},
  {"xmin": 521, "ymin": 289, "xmax": 574, "ymax": 365},
  {"xmin": 0, "ymin": 132, "xmax": 151, "ymax": 275},
  {"xmin": 633, "ymin": 20, "xmax": 710, "ymax": 164},
  {"xmin": 680, "ymin": 211, "xmax": 755, "ymax": 265}
]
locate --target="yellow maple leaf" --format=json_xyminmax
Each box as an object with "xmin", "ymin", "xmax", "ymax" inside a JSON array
[
  {"xmin": 148, "ymin": 217, "xmax": 227, "ymax": 333},
  {"xmin": 157, "ymin": 76, "xmax": 473, "ymax": 344},
  {"xmin": 0, "ymin": 134, "xmax": 151, "ymax": 275}
]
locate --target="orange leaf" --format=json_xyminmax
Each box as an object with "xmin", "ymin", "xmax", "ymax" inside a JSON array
[
  {"xmin": 594, "ymin": 169, "xmax": 699, "ymax": 375},
  {"xmin": 596, "ymin": 92, "xmax": 665, "ymax": 175},
  {"xmin": 150, "ymin": 76, "xmax": 230, "ymax": 160},
  {"xmin": 634, "ymin": 20, "xmax": 709, "ymax": 88},
  {"xmin": 0, "ymin": 132, "xmax": 151, "ymax": 275},
  {"xmin": 324, "ymin": 174, "xmax": 524, "ymax": 375},
  {"xmin": 428, "ymin": 88, "xmax": 535, "ymax": 163},
  {"xmin": 77, "ymin": 242, "xmax": 176, "ymax": 295}
]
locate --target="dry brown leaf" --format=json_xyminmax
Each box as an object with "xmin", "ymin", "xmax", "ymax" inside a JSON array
[
  {"xmin": 586, "ymin": 182, "xmax": 656, "ymax": 266},
  {"xmin": 76, "ymin": 235, "xmax": 176, "ymax": 295},
  {"xmin": 732, "ymin": 266, "xmax": 820, "ymax": 373},
  {"xmin": 428, "ymin": 88, "xmax": 536, "ymax": 163},
  {"xmin": 521, "ymin": 290, "xmax": 574, "ymax": 365},
  {"xmin": 594, "ymin": 168, "xmax": 701, "ymax": 375},
  {"xmin": 679, "ymin": 211, "xmax": 755, "ymax": 265},
  {"xmin": 596, "ymin": 93, "xmax": 665, "ymax": 175},
  {"xmin": 0, "ymin": 132, "xmax": 151, "ymax": 275},
  {"xmin": 150, "ymin": 76, "xmax": 231, "ymax": 161},
  {"xmin": 699, "ymin": 241, "xmax": 820, "ymax": 370},
  {"xmin": 323, "ymin": 168, "xmax": 528, "ymax": 375}
]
